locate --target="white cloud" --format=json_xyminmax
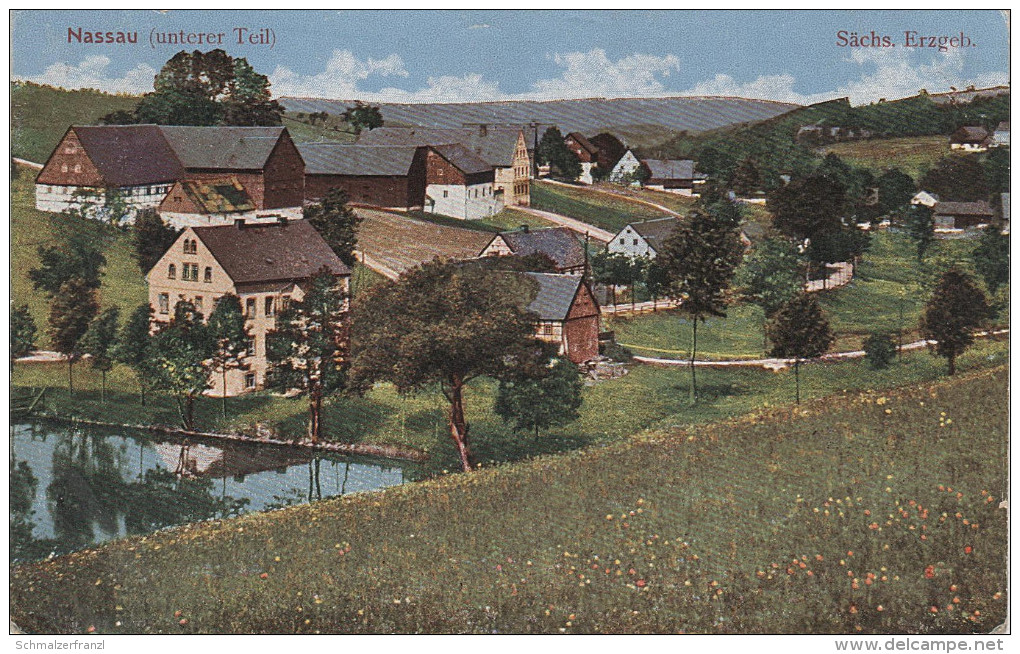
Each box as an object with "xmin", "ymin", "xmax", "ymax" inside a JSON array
[
  {"xmin": 371, "ymin": 74, "xmax": 504, "ymax": 104},
  {"xmin": 524, "ymin": 49, "xmax": 681, "ymax": 100},
  {"xmin": 269, "ymin": 49, "xmax": 408, "ymax": 98},
  {"xmin": 14, "ymin": 56, "xmax": 157, "ymax": 95}
]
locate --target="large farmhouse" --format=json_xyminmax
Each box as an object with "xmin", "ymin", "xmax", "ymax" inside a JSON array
[
  {"xmin": 522, "ymin": 272, "xmax": 600, "ymax": 364},
  {"xmin": 424, "ymin": 143, "xmax": 502, "ymax": 220},
  {"xmin": 479, "ymin": 226, "xmax": 587, "ymax": 275},
  {"xmin": 35, "ymin": 125, "xmax": 305, "ymax": 222},
  {"xmin": 158, "ymin": 177, "xmax": 258, "ymax": 227},
  {"xmin": 357, "ymin": 126, "xmax": 532, "ymax": 206},
  {"xmin": 299, "ymin": 143, "xmax": 429, "ymax": 210},
  {"xmin": 146, "ymin": 218, "xmax": 350, "ymax": 396}
]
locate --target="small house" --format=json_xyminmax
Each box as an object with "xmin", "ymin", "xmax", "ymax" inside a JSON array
[
  {"xmin": 607, "ymin": 217, "xmax": 680, "ymax": 259},
  {"xmin": 911, "ymin": 191, "xmax": 940, "ymax": 208},
  {"xmin": 158, "ymin": 177, "xmax": 258, "ymax": 228},
  {"xmin": 479, "ymin": 226, "xmax": 586, "ymax": 275},
  {"xmin": 522, "ymin": 272, "xmax": 600, "ymax": 364},
  {"xmin": 589, "ymin": 133, "xmax": 627, "ymax": 172},
  {"xmin": 933, "ymin": 201, "xmax": 995, "ymax": 230},
  {"xmin": 992, "ymin": 121, "xmax": 1010, "ymax": 148},
  {"xmin": 610, "ymin": 149, "xmax": 642, "ymax": 184},
  {"xmin": 949, "ymin": 126, "xmax": 991, "ymax": 152},
  {"xmin": 564, "ymin": 132, "xmax": 599, "ymax": 184},
  {"xmin": 640, "ymin": 159, "xmax": 706, "ymax": 196}
]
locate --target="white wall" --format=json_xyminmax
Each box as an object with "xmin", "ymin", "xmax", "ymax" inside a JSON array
[
  {"xmin": 607, "ymin": 224, "xmax": 657, "ymax": 258},
  {"xmin": 578, "ymin": 162, "xmax": 595, "ymax": 185},
  {"xmin": 158, "ymin": 207, "xmax": 303, "ymax": 230},
  {"xmin": 426, "ymin": 182, "xmax": 499, "ymax": 220},
  {"xmin": 35, "ymin": 183, "xmax": 172, "ymax": 222},
  {"xmin": 610, "ymin": 151, "xmax": 641, "ymax": 184}
]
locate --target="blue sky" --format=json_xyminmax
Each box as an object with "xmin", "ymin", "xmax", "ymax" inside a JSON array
[{"xmin": 10, "ymin": 10, "xmax": 1010, "ymax": 105}]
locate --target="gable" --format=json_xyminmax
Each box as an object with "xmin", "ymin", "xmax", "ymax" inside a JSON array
[
  {"xmin": 36, "ymin": 128, "xmax": 106, "ymax": 186},
  {"xmin": 147, "ymin": 226, "xmax": 234, "ymax": 288}
]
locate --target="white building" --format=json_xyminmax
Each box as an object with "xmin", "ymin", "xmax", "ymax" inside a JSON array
[
  {"xmin": 424, "ymin": 143, "xmax": 502, "ymax": 220},
  {"xmin": 910, "ymin": 191, "xmax": 940, "ymax": 208},
  {"xmin": 610, "ymin": 150, "xmax": 641, "ymax": 184},
  {"xmin": 607, "ymin": 217, "xmax": 681, "ymax": 259}
]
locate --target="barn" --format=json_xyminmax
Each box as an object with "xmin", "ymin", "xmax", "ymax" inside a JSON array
[
  {"xmin": 298, "ymin": 143, "xmax": 428, "ymax": 210},
  {"xmin": 522, "ymin": 272, "xmax": 601, "ymax": 364}
]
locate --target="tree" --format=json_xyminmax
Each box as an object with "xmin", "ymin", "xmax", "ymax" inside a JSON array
[
  {"xmin": 350, "ymin": 261, "xmax": 547, "ymax": 472},
  {"xmin": 644, "ymin": 257, "xmax": 669, "ymax": 309},
  {"xmin": 767, "ymin": 174, "xmax": 847, "ymax": 242},
  {"xmin": 29, "ymin": 232, "xmax": 107, "ymax": 296},
  {"xmin": 863, "ymin": 332, "xmax": 897, "ymax": 370},
  {"xmin": 734, "ymin": 237, "xmax": 804, "ymax": 351},
  {"xmin": 658, "ymin": 210, "xmax": 744, "ymax": 401},
  {"xmin": 494, "ymin": 356, "xmax": 583, "ymax": 439},
  {"xmin": 876, "ymin": 168, "xmax": 916, "ymax": 216},
  {"xmin": 132, "ymin": 50, "xmax": 281, "ymax": 126},
  {"xmin": 590, "ymin": 251, "xmax": 633, "ymax": 306},
  {"xmin": 766, "ymin": 293, "xmax": 834, "ymax": 403},
  {"xmin": 48, "ymin": 278, "xmax": 100, "ymax": 393},
  {"xmin": 536, "ymin": 126, "xmax": 582, "ymax": 181},
  {"xmin": 132, "ymin": 208, "xmax": 181, "ymax": 274},
  {"xmin": 728, "ymin": 157, "xmax": 762, "ymax": 196},
  {"xmin": 983, "ymin": 148, "xmax": 1010, "ymax": 196},
  {"xmin": 303, "ymin": 188, "xmax": 363, "ymax": 268},
  {"xmin": 972, "ymin": 225, "xmax": 1009, "ymax": 295},
  {"xmin": 10, "ymin": 304, "xmax": 37, "ymax": 371},
  {"xmin": 207, "ymin": 295, "xmax": 250, "ymax": 418},
  {"xmin": 150, "ymin": 301, "xmax": 215, "ymax": 430},
  {"xmin": 903, "ymin": 204, "xmax": 935, "ymax": 263},
  {"xmin": 919, "ymin": 268, "xmax": 989, "ymax": 375},
  {"xmin": 341, "ymin": 101, "xmax": 384, "ymax": 133},
  {"xmin": 80, "ymin": 307, "xmax": 120, "ymax": 402},
  {"xmin": 266, "ymin": 269, "xmax": 348, "ymax": 444},
  {"xmin": 920, "ymin": 155, "xmax": 989, "ymax": 202},
  {"xmin": 115, "ymin": 304, "xmax": 156, "ymax": 405}
]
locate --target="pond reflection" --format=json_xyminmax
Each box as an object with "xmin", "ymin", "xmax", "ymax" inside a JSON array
[{"xmin": 10, "ymin": 422, "xmax": 416, "ymax": 563}]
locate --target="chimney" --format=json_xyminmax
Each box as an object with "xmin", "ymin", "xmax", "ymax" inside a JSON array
[{"xmin": 234, "ymin": 218, "xmax": 246, "ymax": 229}]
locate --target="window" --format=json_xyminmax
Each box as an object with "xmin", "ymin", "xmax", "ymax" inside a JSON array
[
  {"xmin": 194, "ymin": 296, "xmax": 203, "ymax": 313},
  {"xmin": 264, "ymin": 296, "xmax": 274, "ymax": 317},
  {"xmin": 619, "ymin": 238, "xmax": 626, "ymax": 245},
  {"xmin": 183, "ymin": 239, "xmax": 197, "ymax": 254},
  {"xmin": 181, "ymin": 263, "xmax": 198, "ymax": 281},
  {"xmin": 167, "ymin": 264, "xmax": 176, "ymax": 279},
  {"xmin": 443, "ymin": 190, "xmax": 449, "ymax": 198},
  {"xmin": 280, "ymin": 295, "xmax": 291, "ymax": 311},
  {"xmin": 633, "ymin": 239, "xmax": 638, "ymax": 246},
  {"xmin": 73, "ymin": 164, "xmax": 81, "ymax": 174},
  {"xmin": 244, "ymin": 373, "xmax": 256, "ymax": 389},
  {"xmin": 204, "ymin": 267, "xmax": 212, "ymax": 283},
  {"xmin": 61, "ymin": 164, "xmax": 68, "ymax": 173},
  {"xmin": 158, "ymin": 293, "xmax": 169, "ymax": 314},
  {"xmin": 245, "ymin": 337, "xmax": 256, "ymax": 356},
  {"xmin": 245, "ymin": 298, "xmax": 256, "ymax": 317}
]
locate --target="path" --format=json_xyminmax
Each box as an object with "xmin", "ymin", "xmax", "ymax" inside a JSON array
[
  {"xmin": 631, "ymin": 329, "xmax": 1009, "ymax": 370},
  {"xmin": 805, "ymin": 261, "xmax": 854, "ymax": 292},
  {"xmin": 12, "ymin": 157, "xmax": 42, "ymax": 169},
  {"xmin": 514, "ymin": 206, "xmax": 614, "ymax": 242}
]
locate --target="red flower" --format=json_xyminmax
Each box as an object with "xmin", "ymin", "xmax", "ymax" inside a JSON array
[
  {"xmin": 636, "ymin": 579, "xmax": 646, "ymax": 588},
  {"xmin": 924, "ymin": 565, "xmax": 935, "ymax": 579},
  {"xmin": 964, "ymin": 546, "xmax": 973, "ymax": 554}
]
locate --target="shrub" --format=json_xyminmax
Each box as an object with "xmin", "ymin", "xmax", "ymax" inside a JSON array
[{"xmin": 864, "ymin": 332, "xmax": 897, "ymax": 369}]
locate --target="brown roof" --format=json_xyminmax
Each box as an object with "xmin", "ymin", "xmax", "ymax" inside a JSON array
[
  {"xmin": 192, "ymin": 219, "xmax": 350, "ymax": 285},
  {"xmin": 933, "ymin": 201, "xmax": 994, "ymax": 217},
  {"xmin": 159, "ymin": 126, "xmax": 289, "ymax": 170},
  {"xmin": 70, "ymin": 125, "xmax": 185, "ymax": 186},
  {"xmin": 566, "ymin": 132, "xmax": 599, "ymax": 156},
  {"xmin": 431, "ymin": 143, "xmax": 493, "ymax": 176}
]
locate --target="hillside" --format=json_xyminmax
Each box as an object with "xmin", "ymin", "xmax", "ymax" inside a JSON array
[
  {"xmin": 280, "ymin": 95, "xmax": 800, "ymax": 141},
  {"xmin": 11, "ymin": 366, "xmax": 1008, "ymax": 634}
]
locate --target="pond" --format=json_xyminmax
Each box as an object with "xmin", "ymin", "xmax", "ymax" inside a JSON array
[{"xmin": 9, "ymin": 421, "xmax": 419, "ymax": 563}]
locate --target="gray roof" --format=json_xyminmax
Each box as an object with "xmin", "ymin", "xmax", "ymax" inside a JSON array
[
  {"xmin": 933, "ymin": 201, "xmax": 994, "ymax": 217},
  {"xmin": 522, "ymin": 272, "xmax": 583, "ymax": 321},
  {"xmin": 950, "ymin": 126, "xmax": 990, "ymax": 143},
  {"xmin": 358, "ymin": 126, "xmax": 524, "ymax": 167},
  {"xmin": 489, "ymin": 227, "xmax": 585, "ymax": 270},
  {"xmin": 192, "ymin": 219, "xmax": 350, "ymax": 285},
  {"xmin": 629, "ymin": 217, "xmax": 681, "ymax": 253},
  {"xmin": 641, "ymin": 159, "xmax": 697, "ymax": 180},
  {"xmin": 996, "ymin": 121, "xmax": 1010, "ymax": 132},
  {"xmin": 298, "ymin": 143, "xmax": 420, "ymax": 176},
  {"xmin": 159, "ymin": 126, "xmax": 288, "ymax": 170},
  {"xmin": 431, "ymin": 143, "xmax": 492, "ymax": 176}
]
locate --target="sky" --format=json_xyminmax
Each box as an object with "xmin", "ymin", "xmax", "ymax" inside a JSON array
[{"xmin": 9, "ymin": 10, "xmax": 1011, "ymax": 106}]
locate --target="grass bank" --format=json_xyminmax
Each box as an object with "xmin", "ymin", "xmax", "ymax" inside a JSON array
[
  {"xmin": 818, "ymin": 136, "xmax": 950, "ymax": 179},
  {"xmin": 531, "ymin": 181, "xmax": 669, "ymax": 233},
  {"xmin": 10, "ymin": 365, "xmax": 1008, "ymax": 634}
]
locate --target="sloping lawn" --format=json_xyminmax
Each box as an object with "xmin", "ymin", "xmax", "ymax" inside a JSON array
[
  {"xmin": 531, "ymin": 181, "xmax": 668, "ymax": 232},
  {"xmin": 10, "ymin": 365, "xmax": 1008, "ymax": 634},
  {"xmin": 818, "ymin": 136, "xmax": 951, "ymax": 179}
]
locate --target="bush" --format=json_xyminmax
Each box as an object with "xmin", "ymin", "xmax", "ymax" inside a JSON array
[
  {"xmin": 864, "ymin": 332, "xmax": 897, "ymax": 369},
  {"xmin": 601, "ymin": 341, "xmax": 634, "ymax": 362}
]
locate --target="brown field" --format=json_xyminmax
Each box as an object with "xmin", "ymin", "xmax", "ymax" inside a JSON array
[
  {"xmin": 355, "ymin": 208, "xmax": 492, "ymax": 276},
  {"xmin": 818, "ymin": 136, "xmax": 951, "ymax": 179}
]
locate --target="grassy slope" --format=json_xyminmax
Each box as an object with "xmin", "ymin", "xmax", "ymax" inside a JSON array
[
  {"xmin": 11, "ymin": 82, "xmax": 140, "ymax": 163},
  {"xmin": 818, "ymin": 136, "xmax": 951, "ymax": 180},
  {"xmin": 10, "ymin": 365, "xmax": 1008, "ymax": 634},
  {"xmin": 530, "ymin": 181, "xmax": 669, "ymax": 232}
]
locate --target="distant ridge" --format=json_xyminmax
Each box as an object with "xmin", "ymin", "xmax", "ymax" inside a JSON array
[{"xmin": 279, "ymin": 95, "xmax": 800, "ymax": 138}]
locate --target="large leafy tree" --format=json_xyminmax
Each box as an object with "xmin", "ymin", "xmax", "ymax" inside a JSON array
[
  {"xmin": 767, "ymin": 173, "xmax": 847, "ymax": 243},
  {"xmin": 303, "ymin": 188, "xmax": 363, "ymax": 268},
  {"xmin": 150, "ymin": 301, "xmax": 215, "ymax": 430},
  {"xmin": 10, "ymin": 304, "xmax": 37, "ymax": 371},
  {"xmin": 983, "ymin": 148, "xmax": 1010, "ymax": 196},
  {"xmin": 341, "ymin": 101, "xmax": 384, "ymax": 133},
  {"xmin": 48, "ymin": 278, "xmax": 100, "ymax": 393},
  {"xmin": 972, "ymin": 225, "xmax": 1010, "ymax": 296},
  {"xmin": 350, "ymin": 261, "xmax": 546, "ymax": 472},
  {"xmin": 658, "ymin": 210, "xmax": 744, "ymax": 401},
  {"xmin": 734, "ymin": 237, "xmax": 804, "ymax": 352},
  {"xmin": 132, "ymin": 50, "xmax": 282, "ymax": 126},
  {"xmin": 728, "ymin": 157, "xmax": 762, "ymax": 196},
  {"xmin": 494, "ymin": 355, "xmax": 583, "ymax": 439},
  {"xmin": 115, "ymin": 304, "xmax": 156, "ymax": 405},
  {"xmin": 536, "ymin": 126, "xmax": 582, "ymax": 181},
  {"xmin": 766, "ymin": 293, "xmax": 834, "ymax": 404},
  {"xmin": 902, "ymin": 204, "xmax": 936, "ymax": 263},
  {"xmin": 920, "ymin": 155, "xmax": 989, "ymax": 202},
  {"xmin": 207, "ymin": 295, "xmax": 250, "ymax": 418},
  {"xmin": 266, "ymin": 269, "xmax": 348, "ymax": 444},
  {"xmin": 876, "ymin": 168, "xmax": 917, "ymax": 216},
  {"xmin": 29, "ymin": 232, "xmax": 107, "ymax": 296},
  {"xmin": 919, "ymin": 268, "xmax": 989, "ymax": 375},
  {"xmin": 133, "ymin": 209, "xmax": 180, "ymax": 275},
  {"xmin": 80, "ymin": 307, "xmax": 120, "ymax": 402}
]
